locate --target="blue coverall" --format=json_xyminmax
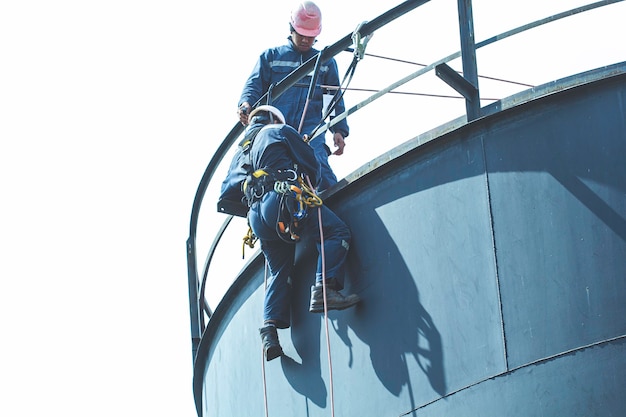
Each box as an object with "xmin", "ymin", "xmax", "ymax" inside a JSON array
[
  {"xmin": 246, "ymin": 122, "xmax": 351, "ymax": 329},
  {"xmin": 239, "ymin": 38, "xmax": 350, "ymax": 191}
]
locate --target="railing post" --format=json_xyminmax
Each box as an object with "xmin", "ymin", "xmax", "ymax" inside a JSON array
[
  {"xmin": 434, "ymin": 0, "xmax": 481, "ymax": 121},
  {"xmin": 187, "ymin": 238, "xmax": 202, "ymax": 363},
  {"xmin": 457, "ymin": 0, "xmax": 481, "ymax": 120}
]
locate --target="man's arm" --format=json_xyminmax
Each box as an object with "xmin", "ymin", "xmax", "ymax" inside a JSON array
[{"xmin": 238, "ymin": 52, "xmax": 271, "ymax": 125}]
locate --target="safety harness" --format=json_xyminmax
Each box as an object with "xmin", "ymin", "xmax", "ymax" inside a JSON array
[{"xmin": 244, "ymin": 167, "xmax": 322, "ymax": 244}]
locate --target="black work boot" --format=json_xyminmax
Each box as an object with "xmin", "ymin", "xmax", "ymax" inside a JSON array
[
  {"xmin": 309, "ymin": 282, "xmax": 361, "ymax": 313},
  {"xmin": 259, "ymin": 325, "xmax": 283, "ymax": 361}
]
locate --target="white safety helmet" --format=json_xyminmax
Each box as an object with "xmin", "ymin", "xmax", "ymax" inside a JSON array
[
  {"xmin": 248, "ymin": 105, "xmax": 286, "ymax": 124},
  {"xmin": 290, "ymin": 1, "xmax": 322, "ymax": 37}
]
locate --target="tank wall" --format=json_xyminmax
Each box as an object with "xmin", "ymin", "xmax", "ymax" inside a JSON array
[
  {"xmin": 483, "ymin": 80, "xmax": 626, "ymax": 368},
  {"xmin": 196, "ymin": 72, "xmax": 626, "ymax": 417}
]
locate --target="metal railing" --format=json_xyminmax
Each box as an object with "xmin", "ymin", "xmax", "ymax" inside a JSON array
[{"xmin": 185, "ymin": 0, "xmax": 624, "ymax": 362}]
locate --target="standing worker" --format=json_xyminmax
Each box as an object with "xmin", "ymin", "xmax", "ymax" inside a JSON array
[
  {"xmin": 237, "ymin": 1, "xmax": 350, "ymax": 192},
  {"xmin": 242, "ymin": 105, "xmax": 360, "ymax": 361}
]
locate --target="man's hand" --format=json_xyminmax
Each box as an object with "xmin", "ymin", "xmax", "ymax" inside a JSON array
[
  {"xmin": 332, "ymin": 132, "xmax": 345, "ymax": 155},
  {"xmin": 238, "ymin": 102, "xmax": 251, "ymax": 125}
]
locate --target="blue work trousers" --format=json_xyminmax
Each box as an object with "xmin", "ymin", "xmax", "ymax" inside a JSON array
[{"xmin": 248, "ymin": 191, "xmax": 351, "ymax": 328}]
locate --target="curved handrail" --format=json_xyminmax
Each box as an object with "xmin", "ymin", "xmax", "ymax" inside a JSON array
[
  {"xmin": 198, "ymin": 215, "xmax": 233, "ymax": 323},
  {"xmin": 186, "ymin": 0, "xmax": 625, "ymax": 362}
]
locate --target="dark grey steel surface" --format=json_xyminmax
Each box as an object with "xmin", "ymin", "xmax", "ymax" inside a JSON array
[
  {"xmin": 483, "ymin": 78, "xmax": 626, "ymax": 369},
  {"xmin": 194, "ymin": 67, "xmax": 626, "ymax": 416}
]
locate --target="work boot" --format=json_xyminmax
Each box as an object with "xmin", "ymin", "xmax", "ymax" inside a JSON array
[
  {"xmin": 259, "ymin": 325, "xmax": 283, "ymax": 361},
  {"xmin": 309, "ymin": 283, "xmax": 361, "ymax": 313}
]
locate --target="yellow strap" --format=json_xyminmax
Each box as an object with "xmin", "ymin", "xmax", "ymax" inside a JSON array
[
  {"xmin": 253, "ymin": 169, "xmax": 268, "ymax": 178},
  {"xmin": 244, "ymin": 170, "xmax": 268, "ymax": 194}
]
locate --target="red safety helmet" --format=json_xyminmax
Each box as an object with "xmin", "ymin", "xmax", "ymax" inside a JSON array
[{"xmin": 290, "ymin": 1, "xmax": 322, "ymax": 37}]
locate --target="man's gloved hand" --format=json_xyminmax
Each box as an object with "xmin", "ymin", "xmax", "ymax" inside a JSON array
[{"xmin": 238, "ymin": 102, "xmax": 251, "ymax": 125}]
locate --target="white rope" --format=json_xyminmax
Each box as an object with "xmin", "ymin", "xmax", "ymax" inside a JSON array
[
  {"xmin": 261, "ymin": 261, "xmax": 269, "ymax": 417},
  {"xmin": 307, "ymin": 175, "xmax": 336, "ymax": 417}
]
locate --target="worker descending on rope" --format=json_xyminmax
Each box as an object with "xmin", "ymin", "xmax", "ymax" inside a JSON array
[
  {"xmin": 243, "ymin": 105, "xmax": 360, "ymax": 361},
  {"xmin": 237, "ymin": 1, "xmax": 350, "ymax": 192}
]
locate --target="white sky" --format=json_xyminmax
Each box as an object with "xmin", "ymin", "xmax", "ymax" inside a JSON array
[{"xmin": 1, "ymin": 1, "xmax": 623, "ymax": 416}]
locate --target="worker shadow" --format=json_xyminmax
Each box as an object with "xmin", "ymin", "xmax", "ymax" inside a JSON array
[
  {"xmin": 279, "ymin": 342, "xmax": 327, "ymax": 408},
  {"xmin": 279, "ymin": 235, "xmax": 365, "ymax": 409},
  {"xmin": 279, "ymin": 141, "xmax": 484, "ymax": 407},
  {"xmin": 278, "ymin": 256, "xmax": 329, "ymax": 407},
  {"xmin": 318, "ymin": 137, "xmax": 494, "ymax": 403},
  {"xmin": 344, "ymin": 208, "xmax": 447, "ymax": 401},
  {"xmin": 279, "ymin": 210, "xmax": 446, "ymax": 409}
]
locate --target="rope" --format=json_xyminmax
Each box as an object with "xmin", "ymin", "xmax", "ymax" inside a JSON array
[
  {"xmin": 299, "ymin": 51, "xmax": 324, "ymax": 134},
  {"xmin": 305, "ymin": 175, "xmax": 336, "ymax": 417},
  {"xmin": 319, "ymin": 206, "xmax": 336, "ymax": 417},
  {"xmin": 261, "ymin": 345, "xmax": 269, "ymax": 417},
  {"xmin": 297, "ymin": 26, "xmax": 371, "ymax": 411},
  {"xmin": 261, "ymin": 261, "xmax": 269, "ymax": 417}
]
